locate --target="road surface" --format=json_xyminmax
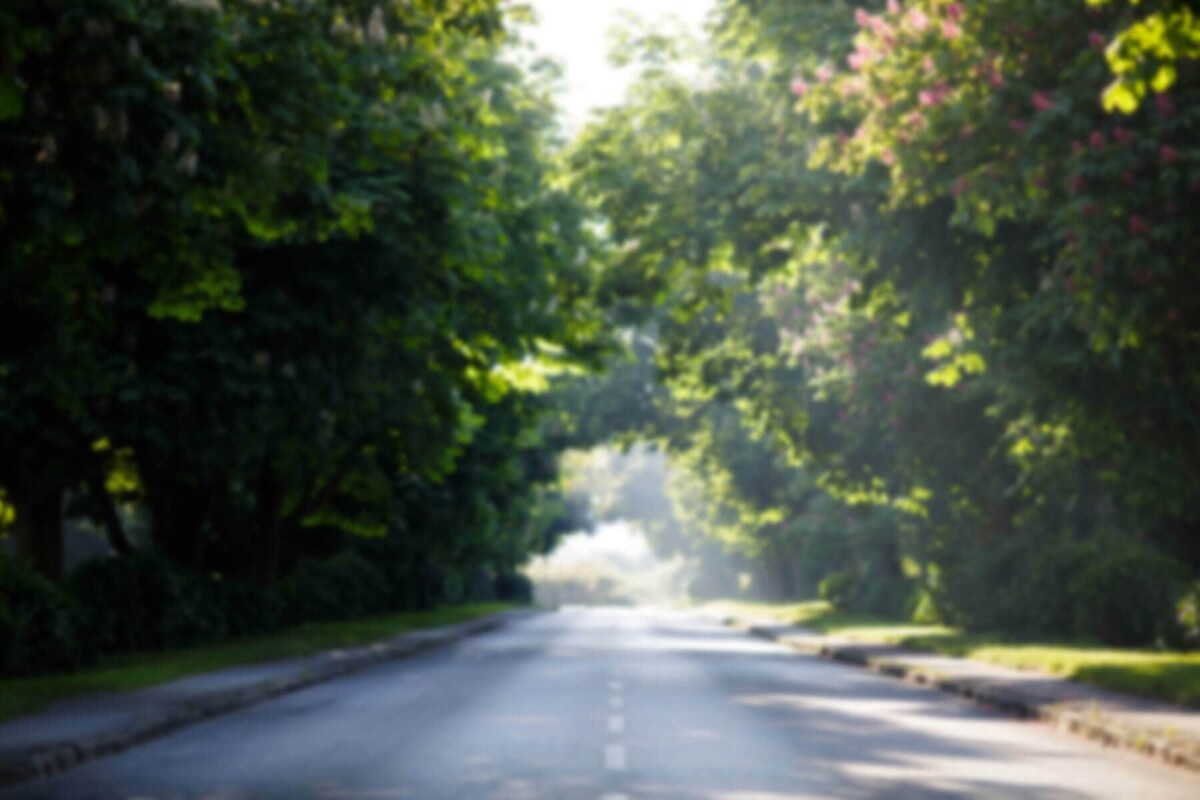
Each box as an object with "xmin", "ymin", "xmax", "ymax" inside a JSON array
[{"xmin": 5, "ymin": 607, "xmax": 1198, "ymax": 799}]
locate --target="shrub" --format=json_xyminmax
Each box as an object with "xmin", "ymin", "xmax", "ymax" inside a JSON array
[
  {"xmin": 935, "ymin": 535, "xmax": 1088, "ymax": 637},
  {"xmin": 280, "ymin": 551, "xmax": 391, "ymax": 623},
  {"xmin": 0, "ymin": 555, "xmax": 90, "ymax": 675},
  {"xmin": 1071, "ymin": 544, "xmax": 1187, "ymax": 647},
  {"xmin": 209, "ymin": 579, "xmax": 285, "ymax": 637},
  {"xmin": 494, "ymin": 572, "xmax": 533, "ymax": 603},
  {"xmin": 67, "ymin": 551, "xmax": 267, "ymax": 652},
  {"xmin": 818, "ymin": 571, "xmax": 855, "ymax": 610},
  {"xmin": 69, "ymin": 551, "xmax": 182, "ymax": 652}
]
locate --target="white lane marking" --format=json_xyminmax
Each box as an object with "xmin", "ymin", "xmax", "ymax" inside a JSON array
[
  {"xmin": 609, "ymin": 679, "xmax": 624, "ymax": 692},
  {"xmin": 609, "ymin": 695, "xmax": 624, "ymax": 709},
  {"xmin": 604, "ymin": 743, "xmax": 627, "ymax": 771},
  {"xmin": 608, "ymin": 714, "xmax": 625, "ymax": 734},
  {"xmin": 601, "ymin": 794, "xmax": 630, "ymax": 800}
]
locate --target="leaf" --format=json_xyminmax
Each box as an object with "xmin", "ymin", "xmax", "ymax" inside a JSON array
[
  {"xmin": 1102, "ymin": 81, "xmax": 1141, "ymax": 114},
  {"xmin": 0, "ymin": 76, "xmax": 22, "ymax": 121}
]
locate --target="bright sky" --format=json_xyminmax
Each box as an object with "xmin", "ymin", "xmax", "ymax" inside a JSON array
[{"xmin": 521, "ymin": 0, "xmax": 715, "ymax": 131}]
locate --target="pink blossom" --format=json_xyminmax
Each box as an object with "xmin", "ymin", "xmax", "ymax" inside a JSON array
[
  {"xmin": 1068, "ymin": 174, "xmax": 1085, "ymax": 193},
  {"xmin": 953, "ymin": 176, "xmax": 968, "ymax": 197},
  {"xmin": 1161, "ymin": 144, "xmax": 1178, "ymax": 164},
  {"xmin": 1031, "ymin": 91, "xmax": 1054, "ymax": 112},
  {"xmin": 855, "ymin": 8, "xmax": 871, "ymax": 27},
  {"xmin": 869, "ymin": 17, "xmax": 891, "ymax": 36},
  {"xmin": 907, "ymin": 8, "xmax": 929, "ymax": 31},
  {"xmin": 1088, "ymin": 31, "xmax": 1106, "ymax": 49},
  {"xmin": 942, "ymin": 19, "xmax": 961, "ymax": 39},
  {"xmin": 988, "ymin": 70, "xmax": 1004, "ymax": 89},
  {"xmin": 1089, "ymin": 130, "xmax": 1106, "ymax": 150},
  {"xmin": 848, "ymin": 52, "xmax": 864, "ymax": 71},
  {"xmin": 946, "ymin": 3, "xmax": 964, "ymax": 21},
  {"xmin": 791, "ymin": 78, "xmax": 809, "ymax": 97},
  {"xmin": 905, "ymin": 110, "xmax": 924, "ymax": 129},
  {"xmin": 1071, "ymin": 139, "xmax": 1083, "ymax": 154},
  {"xmin": 1129, "ymin": 215, "xmax": 1148, "ymax": 236},
  {"xmin": 1156, "ymin": 92, "xmax": 1174, "ymax": 116},
  {"xmin": 1010, "ymin": 118, "xmax": 1028, "ymax": 134},
  {"xmin": 881, "ymin": 149, "xmax": 896, "ymax": 166},
  {"xmin": 1112, "ymin": 126, "xmax": 1132, "ymax": 144},
  {"xmin": 837, "ymin": 130, "xmax": 849, "ymax": 146},
  {"xmin": 817, "ymin": 65, "xmax": 834, "ymax": 83},
  {"xmin": 923, "ymin": 54, "xmax": 935, "ymax": 74},
  {"xmin": 919, "ymin": 89, "xmax": 938, "ymax": 106},
  {"xmin": 888, "ymin": 0, "xmax": 901, "ymax": 14}
]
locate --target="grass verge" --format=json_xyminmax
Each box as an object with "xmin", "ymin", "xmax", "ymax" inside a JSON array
[
  {"xmin": 705, "ymin": 599, "xmax": 1200, "ymax": 708},
  {"xmin": 0, "ymin": 603, "xmax": 515, "ymax": 723}
]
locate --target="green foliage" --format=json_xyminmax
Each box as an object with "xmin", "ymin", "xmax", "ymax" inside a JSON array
[
  {"xmin": 1071, "ymin": 543, "xmax": 1188, "ymax": 647},
  {"xmin": 561, "ymin": 0, "xmax": 1199, "ymax": 645},
  {"xmin": 493, "ymin": 572, "xmax": 533, "ymax": 604},
  {"xmin": 68, "ymin": 551, "xmax": 266, "ymax": 653},
  {"xmin": 0, "ymin": 555, "xmax": 89, "ymax": 675},
  {"xmin": 280, "ymin": 551, "xmax": 391, "ymax": 624},
  {"xmin": 818, "ymin": 571, "xmax": 855, "ymax": 611}
]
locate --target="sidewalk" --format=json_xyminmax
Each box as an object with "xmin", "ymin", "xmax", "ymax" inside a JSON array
[
  {"xmin": 0, "ymin": 609, "xmax": 534, "ymax": 789},
  {"xmin": 706, "ymin": 611, "xmax": 1200, "ymax": 774}
]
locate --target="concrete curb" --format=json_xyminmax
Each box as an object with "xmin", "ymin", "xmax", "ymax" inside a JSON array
[
  {"xmin": 716, "ymin": 614, "xmax": 1200, "ymax": 775},
  {"xmin": 0, "ymin": 609, "xmax": 536, "ymax": 789}
]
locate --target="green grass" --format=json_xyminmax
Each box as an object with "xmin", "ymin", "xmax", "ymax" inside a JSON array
[
  {"xmin": 706, "ymin": 599, "xmax": 1200, "ymax": 708},
  {"xmin": 0, "ymin": 603, "xmax": 515, "ymax": 723}
]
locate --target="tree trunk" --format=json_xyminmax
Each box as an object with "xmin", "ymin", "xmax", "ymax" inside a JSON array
[
  {"xmin": 254, "ymin": 464, "xmax": 284, "ymax": 585},
  {"xmin": 12, "ymin": 483, "xmax": 65, "ymax": 580}
]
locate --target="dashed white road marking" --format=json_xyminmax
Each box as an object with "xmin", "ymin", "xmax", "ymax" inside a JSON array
[
  {"xmin": 608, "ymin": 714, "xmax": 625, "ymax": 734},
  {"xmin": 604, "ymin": 743, "xmax": 627, "ymax": 771},
  {"xmin": 609, "ymin": 679, "xmax": 624, "ymax": 691},
  {"xmin": 609, "ymin": 695, "xmax": 624, "ymax": 709},
  {"xmin": 600, "ymin": 794, "xmax": 631, "ymax": 800}
]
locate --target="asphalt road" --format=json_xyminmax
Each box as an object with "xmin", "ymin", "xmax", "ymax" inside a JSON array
[{"xmin": 5, "ymin": 608, "xmax": 1198, "ymax": 800}]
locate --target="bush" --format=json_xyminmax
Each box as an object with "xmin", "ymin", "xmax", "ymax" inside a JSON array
[
  {"xmin": 209, "ymin": 579, "xmax": 285, "ymax": 638},
  {"xmin": 67, "ymin": 551, "xmax": 278, "ymax": 652},
  {"xmin": 1071, "ymin": 544, "xmax": 1187, "ymax": 647},
  {"xmin": 494, "ymin": 572, "xmax": 533, "ymax": 603},
  {"xmin": 818, "ymin": 571, "xmax": 855, "ymax": 610},
  {"xmin": 70, "ymin": 551, "xmax": 185, "ymax": 652},
  {"xmin": 280, "ymin": 551, "xmax": 391, "ymax": 623},
  {"xmin": 0, "ymin": 555, "xmax": 90, "ymax": 675},
  {"xmin": 936, "ymin": 536, "xmax": 1088, "ymax": 637}
]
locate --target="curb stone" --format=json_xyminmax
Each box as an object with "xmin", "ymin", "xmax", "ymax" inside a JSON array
[
  {"xmin": 716, "ymin": 614, "xmax": 1200, "ymax": 775},
  {"xmin": 0, "ymin": 610, "xmax": 536, "ymax": 790}
]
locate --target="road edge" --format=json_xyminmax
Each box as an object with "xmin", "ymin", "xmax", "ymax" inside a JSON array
[
  {"xmin": 0, "ymin": 609, "xmax": 538, "ymax": 789},
  {"xmin": 714, "ymin": 613, "xmax": 1200, "ymax": 775}
]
